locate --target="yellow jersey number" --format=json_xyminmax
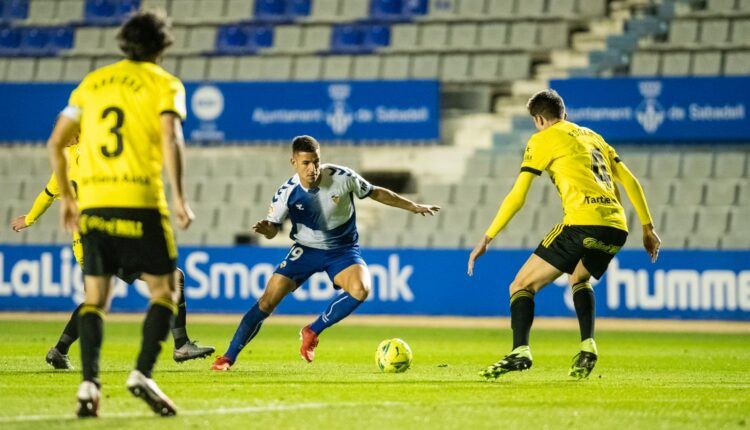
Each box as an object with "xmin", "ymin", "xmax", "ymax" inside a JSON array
[{"xmin": 100, "ymin": 106, "xmax": 125, "ymax": 158}]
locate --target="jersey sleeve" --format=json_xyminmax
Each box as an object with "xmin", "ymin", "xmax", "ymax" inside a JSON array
[
  {"xmin": 44, "ymin": 172, "xmax": 60, "ymax": 196},
  {"xmin": 266, "ymin": 181, "xmax": 292, "ymax": 225},
  {"xmin": 344, "ymin": 168, "xmax": 374, "ymax": 199},
  {"xmin": 61, "ymin": 84, "xmax": 85, "ymax": 123},
  {"xmin": 604, "ymin": 142, "xmax": 621, "ymax": 164},
  {"xmin": 520, "ymin": 134, "xmax": 553, "ymax": 175},
  {"xmin": 159, "ymin": 77, "xmax": 187, "ymax": 120}
]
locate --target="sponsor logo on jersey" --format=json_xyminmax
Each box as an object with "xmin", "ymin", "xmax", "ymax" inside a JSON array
[{"xmin": 583, "ymin": 237, "xmax": 621, "ymax": 255}]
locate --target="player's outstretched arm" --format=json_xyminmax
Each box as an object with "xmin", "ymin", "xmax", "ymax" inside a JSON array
[
  {"xmin": 368, "ymin": 186, "xmax": 440, "ymax": 216},
  {"xmin": 47, "ymin": 116, "xmax": 79, "ymax": 233},
  {"xmin": 252, "ymin": 220, "xmax": 280, "ymax": 240},
  {"xmin": 612, "ymin": 161, "xmax": 661, "ymax": 262},
  {"xmin": 161, "ymin": 113, "xmax": 194, "ymax": 230},
  {"xmin": 468, "ymin": 172, "xmax": 535, "ymax": 276},
  {"xmin": 10, "ymin": 189, "xmax": 56, "ymax": 232}
]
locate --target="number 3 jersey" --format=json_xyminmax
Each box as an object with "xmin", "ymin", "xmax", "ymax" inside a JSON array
[
  {"xmin": 267, "ymin": 164, "xmax": 374, "ymax": 250},
  {"xmin": 521, "ymin": 120, "xmax": 628, "ymax": 232},
  {"xmin": 61, "ymin": 59, "xmax": 187, "ymax": 215}
]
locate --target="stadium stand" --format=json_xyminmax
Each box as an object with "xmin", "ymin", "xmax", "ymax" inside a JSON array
[{"xmin": 0, "ymin": 0, "xmax": 747, "ymax": 251}]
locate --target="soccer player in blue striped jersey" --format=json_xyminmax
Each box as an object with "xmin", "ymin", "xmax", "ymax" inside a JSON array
[{"xmin": 212, "ymin": 135, "xmax": 440, "ymax": 370}]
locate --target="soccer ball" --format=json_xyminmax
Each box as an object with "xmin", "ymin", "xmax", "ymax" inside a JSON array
[{"xmin": 375, "ymin": 338, "xmax": 412, "ymax": 373}]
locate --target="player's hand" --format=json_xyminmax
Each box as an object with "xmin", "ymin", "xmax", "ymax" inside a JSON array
[
  {"xmin": 412, "ymin": 204, "xmax": 441, "ymax": 216},
  {"xmin": 60, "ymin": 197, "xmax": 79, "ymax": 233},
  {"xmin": 10, "ymin": 215, "xmax": 30, "ymax": 232},
  {"xmin": 253, "ymin": 220, "xmax": 278, "ymax": 240},
  {"xmin": 467, "ymin": 236, "xmax": 491, "ymax": 277},
  {"xmin": 173, "ymin": 198, "xmax": 194, "ymax": 230},
  {"xmin": 642, "ymin": 225, "xmax": 661, "ymax": 263}
]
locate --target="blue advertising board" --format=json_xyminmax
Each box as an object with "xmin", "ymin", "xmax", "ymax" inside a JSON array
[
  {"xmin": 0, "ymin": 80, "xmax": 440, "ymax": 142},
  {"xmin": 551, "ymin": 77, "xmax": 750, "ymax": 143},
  {"xmin": 0, "ymin": 245, "xmax": 748, "ymax": 321}
]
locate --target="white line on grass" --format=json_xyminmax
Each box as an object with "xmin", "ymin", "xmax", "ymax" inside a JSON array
[{"xmin": 0, "ymin": 402, "xmax": 332, "ymax": 423}]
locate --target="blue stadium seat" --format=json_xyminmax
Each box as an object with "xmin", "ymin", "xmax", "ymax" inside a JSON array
[
  {"xmin": 49, "ymin": 26, "xmax": 74, "ymax": 51},
  {"xmin": 286, "ymin": 0, "xmax": 311, "ymax": 17},
  {"xmin": 331, "ymin": 24, "xmax": 364, "ymax": 53},
  {"xmin": 255, "ymin": 0, "xmax": 287, "ymax": 21},
  {"xmin": 370, "ymin": 0, "xmax": 403, "ymax": 20},
  {"xmin": 1, "ymin": 0, "xmax": 29, "ymax": 23},
  {"xmin": 216, "ymin": 24, "xmax": 273, "ymax": 54},
  {"xmin": 117, "ymin": 0, "xmax": 140, "ymax": 19},
  {"xmin": 0, "ymin": 26, "xmax": 21, "ymax": 55},
  {"xmin": 363, "ymin": 24, "xmax": 390, "ymax": 48},
  {"xmin": 19, "ymin": 27, "xmax": 51, "ymax": 55},
  {"xmin": 84, "ymin": 0, "xmax": 118, "ymax": 24},
  {"xmin": 402, "ymin": 0, "xmax": 427, "ymax": 16}
]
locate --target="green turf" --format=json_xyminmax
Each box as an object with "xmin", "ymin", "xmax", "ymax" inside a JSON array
[{"xmin": 0, "ymin": 319, "xmax": 748, "ymax": 429}]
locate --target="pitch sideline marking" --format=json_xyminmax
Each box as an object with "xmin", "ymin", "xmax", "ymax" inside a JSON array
[{"xmin": 0, "ymin": 401, "xmax": 406, "ymax": 423}]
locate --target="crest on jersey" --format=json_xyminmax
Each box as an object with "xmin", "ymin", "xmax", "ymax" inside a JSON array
[{"xmin": 331, "ymin": 194, "xmax": 340, "ymax": 205}]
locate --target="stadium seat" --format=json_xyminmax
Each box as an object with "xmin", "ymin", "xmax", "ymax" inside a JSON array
[
  {"xmin": 681, "ymin": 152, "xmax": 713, "ymax": 178},
  {"xmin": 731, "ymin": 19, "xmax": 750, "ymax": 45},
  {"xmin": 547, "ymin": 0, "xmax": 576, "ymax": 18},
  {"xmin": 352, "ymin": 54, "xmax": 380, "ymax": 79},
  {"xmin": 438, "ymin": 207, "xmax": 472, "ymax": 232},
  {"xmin": 34, "ymin": 57, "xmax": 64, "ymax": 81},
  {"xmin": 668, "ymin": 20, "xmax": 698, "ymax": 46},
  {"xmin": 630, "ymin": 51, "xmax": 660, "ymax": 76},
  {"xmin": 411, "ymin": 54, "xmax": 438, "ymax": 78},
  {"xmin": 25, "ymin": 0, "xmax": 56, "ymax": 24},
  {"xmin": 478, "ymin": 23, "xmax": 508, "ymax": 48},
  {"xmin": 254, "ymin": 0, "xmax": 287, "ymax": 21},
  {"xmin": 721, "ymin": 234, "xmax": 750, "ymax": 249},
  {"xmin": 226, "ymin": 0, "xmax": 255, "ymax": 19},
  {"xmin": 178, "ymin": 56, "xmax": 207, "ymax": 81},
  {"xmin": 691, "ymin": 51, "xmax": 722, "ymax": 76},
  {"xmin": 456, "ymin": 0, "xmax": 483, "ymax": 18},
  {"xmin": 287, "ymin": 0, "xmax": 311, "ymax": 17},
  {"xmin": 707, "ymin": 0, "xmax": 736, "ymax": 12},
  {"xmin": 714, "ymin": 152, "xmax": 747, "ymax": 178},
  {"xmin": 339, "ymin": 0, "xmax": 368, "ymax": 20},
  {"xmin": 724, "ymin": 51, "xmax": 750, "ymax": 75},
  {"xmin": 270, "ymin": 25, "xmax": 301, "ymax": 52},
  {"xmin": 700, "ymin": 19, "xmax": 730, "ymax": 46},
  {"xmin": 381, "ymin": 54, "xmax": 409, "ymax": 78},
  {"xmin": 84, "ymin": 0, "xmax": 118, "ymax": 24},
  {"xmin": 509, "ymin": 22, "xmax": 537, "ymax": 49},
  {"xmin": 672, "ymin": 179, "xmax": 705, "ymax": 206},
  {"xmin": 321, "ymin": 55, "xmax": 351, "ymax": 79},
  {"xmin": 169, "ymin": 0, "xmax": 198, "ymax": 22},
  {"xmin": 516, "ymin": 0, "xmax": 544, "ymax": 18},
  {"xmin": 663, "ymin": 207, "xmax": 697, "ymax": 233},
  {"xmin": 207, "ymin": 56, "xmax": 236, "ymax": 80},
  {"xmin": 704, "ymin": 179, "xmax": 739, "ymax": 206},
  {"xmin": 71, "ymin": 26, "xmax": 102, "ymax": 54},
  {"xmin": 61, "ymin": 57, "xmax": 91, "ymax": 81},
  {"xmin": 403, "ymin": 0, "xmax": 427, "ymax": 16},
  {"xmin": 452, "ymin": 183, "xmax": 483, "ymax": 206},
  {"xmin": 486, "ymin": 0, "xmax": 512, "ymax": 17},
  {"xmin": 364, "ymin": 24, "xmax": 390, "ymax": 49},
  {"xmin": 420, "ymin": 23, "xmax": 448, "ymax": 50},
  {"xmin": 539, "ymin": 23, "xmax": 568, "ymax": 49},
  {"xmin": 661, "ymin": 52, "xmax": 690, "ymax": 76},
  {"xmin": 448, "ymin": 23, "xmax": 477, "ymax": 50},
  {"xmin": 728, "ymin": 208, "xmax": 750, "ymax": 236},
  {"xmin": 389, "ymin": 23, "xmax": 418, "ymax": 51},
  {"xmin": 188, "ymin": 26, "xmax": 218, "ymax": 53},
  {"xmin": 426, "ymin": 0, "xmax": 455, "ymax": 19},
  {"xmin": 293, "ymin": 55, "xmax": 322, "ymax": 80},
  {"xmin": 369, "ymin": 0, "xmax": 404, "ymax": 20},
  {"xmin": 1, "ymin": 0, "xmax": 29, "ymax": 23},
  {"xmin": 236, "ymin": 56, "xmax": 262, "ymax": 80},
  {"xmin": 5, "ymin": 58, "xmax": 34, "ymax": 82},
  {"xmin": 499, "ymin": 53, "xmax": 530, "ymax": 80},
  {"xmin": 331, "ymin": 24, "xmax": 364, "ymax": 53},
  {"xmin": 55, "ymin": 0, "xmax": 85, "ymax": 24},
  {"xmin": 300, "ymin": 25, "xmax": 330, "ymax": 51},
  {"xmin": 0, "ymin": 26, "xmax": 20, "ymax": 55},
  {"xmin": 216, "ymin": 24, "xmax": 250, "ymax": 54},
  {"xmin": 440, "ymin": 53, "xmax": 469, "ymax": 82},
  {"xmin": 308, "ymin": 0, "xmax": 338, "ymax": 21},
  {"xmin": 649, "ymin": 153, "xmax": 681, "ymax": 179},
  {"xmin": 695, "ymin": 207, "xmax": 730, "ymax": 236},
  {"xmin": 259, "ymin": 55, "xmax": 292, "ymax": 80}
]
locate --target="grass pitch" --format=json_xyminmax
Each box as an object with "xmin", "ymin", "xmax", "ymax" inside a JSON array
[{"xmin": 0, "ymin": 318, "xmax": 748, "ymax": 429}]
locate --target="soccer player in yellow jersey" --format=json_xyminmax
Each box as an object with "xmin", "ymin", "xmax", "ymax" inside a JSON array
[
  {"xmin": 46, "ymin": 10, "xmax": 193, "ymax": 417},
  {"xmin": 467, "ymin": 89, "xmax": 661, "ymax": 380},
  {"xmin": 10, "ymin": 137, "xmax": 213, "ymax": 371}
]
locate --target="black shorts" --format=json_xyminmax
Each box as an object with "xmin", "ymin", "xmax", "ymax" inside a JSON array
[
  {"xmin": 80, "ymin": 208, "xmax": 177, "ymax": 280},
  {"xmin": 534, "ymin": 224, "xmax": 628, "ymax": 280}
]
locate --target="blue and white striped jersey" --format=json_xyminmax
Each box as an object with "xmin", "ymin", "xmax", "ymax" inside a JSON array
[{"xmin": 266, "ymin": 164, "xmax": 374, "ymax": 250}]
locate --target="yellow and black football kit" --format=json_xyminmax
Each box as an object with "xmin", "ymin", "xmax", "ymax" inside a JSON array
[
  {"xmin": 62, "ymin": 59, "xmax": 185, "ymax": 279},
  {"xmin": 523, "ymin": 120, "xmax": 628, "ymax": 278},
  {"xmin": 25, "ymin": 144, "xmax": 84, "ymax": 266}
]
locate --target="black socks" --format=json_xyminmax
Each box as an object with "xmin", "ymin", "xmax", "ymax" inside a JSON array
[
  {"xmin": 136, "ymin": 299, "xmax": 176, "ymax": 378},
  {"xmin": 56, "ymin": 303, "xmax": 83, "ymax": 354},
  {"xmin": 510, "ymin": 290, "xmax": 535, "ymax": 349},
  {"xmin": 572, "ymin": 282, "xmax": 595, "ymax": 341},
  {"xmin": 78, "ymin": 304, "xmax": 104, "ymax": 386}
]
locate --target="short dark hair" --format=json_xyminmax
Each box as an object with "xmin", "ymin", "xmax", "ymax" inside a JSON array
[
  {"xmin": 117, "ymin": 9, "xmax": 173, "ymax": 61},
  {"xmin": 292, "ymin": 135, "xmax": 320, "ymax": 154},
  {"xmin": 526, "ymin": 89, "xmax": 566, "ymax": 120}
]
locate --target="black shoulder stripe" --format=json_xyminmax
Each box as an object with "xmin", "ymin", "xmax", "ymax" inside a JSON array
[
  {"xmin": 520, "ymin": 166, "xmax": 542, "ymax": 176},
  {"xmin": 614, "ymin": 156, "xmax": 622, "ymax": 163},
  {"xmin": 44, "ymin": 187, "xmax": 54, "ymax": 197}
]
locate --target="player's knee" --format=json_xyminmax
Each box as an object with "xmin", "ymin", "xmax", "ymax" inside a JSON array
[
  {"xmin": 509, "ymin": 277, "xmax": 536, "ymax": 295},
  {"xmin": 258, "ymin": 294, "xmax": 280, "ymax": 314},
  {"xmin": 348, "ymin": 282, "xmax": 370, "ymax": 301},
  {"xmin": 175, "ymin": 268, "xmax": 185, "ymax": 289}
]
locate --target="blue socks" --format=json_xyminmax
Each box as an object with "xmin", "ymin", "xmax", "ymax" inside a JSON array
[
  {"xmin": 224, "ymin": 303, "xmax": 269, "ymax": 363},
  {"xmin": 310, "ymin": 292, "xmax": 363, "ymax": 335}
]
